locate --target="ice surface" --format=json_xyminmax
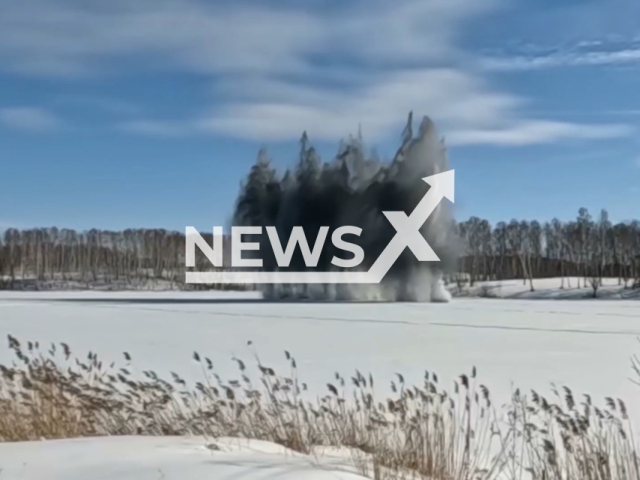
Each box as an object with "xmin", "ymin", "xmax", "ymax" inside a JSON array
[{"xmin": 1, "ymin": 285, "xmax": 639, "ymax": 478}]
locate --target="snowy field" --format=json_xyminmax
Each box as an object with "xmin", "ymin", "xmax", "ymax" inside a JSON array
[
  {"xmin": 0, "ymin": 436, "xmax": 368, "ymax": 480},
  {"xmin": 453, "ymin": 276, "xmax": 640, "ymax": 300},
  {"xmin": 1, "ymin": 286, "xmax": 639, "ymax": 478}
]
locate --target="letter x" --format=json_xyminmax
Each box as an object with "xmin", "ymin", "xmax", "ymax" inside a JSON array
[{"xmin": 383, "ymin": 211, "xmax": 439, "ymax": 261}]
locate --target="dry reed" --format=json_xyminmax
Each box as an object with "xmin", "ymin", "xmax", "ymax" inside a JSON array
[{"xmin": 0, "ymin": 334, "xmax": 638, "ymax": 480}]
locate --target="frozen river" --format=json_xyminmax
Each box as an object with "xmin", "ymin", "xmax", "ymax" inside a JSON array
[{"xmin": 1, "ymin": 291, "xmax": 639, "ymax": 427}]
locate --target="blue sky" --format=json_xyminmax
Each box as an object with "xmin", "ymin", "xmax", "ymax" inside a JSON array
[{"xmin": 0, "ymin": 0, "xmax": 638, "ymax": 232}]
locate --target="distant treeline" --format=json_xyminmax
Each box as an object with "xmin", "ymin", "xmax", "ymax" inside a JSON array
[
  {"xmin": 1, "ymin": 207, "xmax": 638, "ymax": 291},
  {"xmin": 455, "ymin": 208, "xmax": 640, "ymax": 291}
]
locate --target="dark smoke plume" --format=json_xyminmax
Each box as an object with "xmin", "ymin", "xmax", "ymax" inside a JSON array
[{"xmin": 231, "ymin": 113, "xmax": 459, "ymax": 302}]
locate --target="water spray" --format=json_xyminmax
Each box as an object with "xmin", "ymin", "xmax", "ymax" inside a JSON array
[{"xmin": 232, "ymin": 113, "xmax": 459, "ymax": 302}]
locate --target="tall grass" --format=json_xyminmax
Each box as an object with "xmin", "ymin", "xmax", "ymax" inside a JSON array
[{"xmin": 0, "ymin": 334, "xmax": 638, "ymax": 480}]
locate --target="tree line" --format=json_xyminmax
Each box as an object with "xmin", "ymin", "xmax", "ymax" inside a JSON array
[
  {"xmin": 1, "ymin": 207, "xmax": 638, "ymax": 292},
  {"xmin": 455, "ymin": 208, "xmax": 640, "ymax": 294}
]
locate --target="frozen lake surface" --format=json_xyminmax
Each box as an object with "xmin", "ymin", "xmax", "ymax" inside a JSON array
[
  {"xmin": 1, "ymin": 290, "xmax": 640, "ymax": 478},
  {"xmin": 1, "ymin": 290, "xmax": 639, "ymax": 418}
]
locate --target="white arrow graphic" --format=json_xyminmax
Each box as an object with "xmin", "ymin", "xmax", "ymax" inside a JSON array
[
  {"xmin": 366, "ymin": 169, "xmax": 455, "ymax": 283},
  {"xmin": 186, "ymin": 170, "xmax": 455, "ymax": 284}
]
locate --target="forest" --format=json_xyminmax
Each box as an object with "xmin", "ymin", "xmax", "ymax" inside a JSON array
[{"xmin": 0, "ymin": 207, "xmax": 638, "ymax": 292}]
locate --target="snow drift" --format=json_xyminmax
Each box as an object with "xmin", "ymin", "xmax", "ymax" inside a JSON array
[{"xmin": 0, "ymin": 436, "xmax": 369, "ymax": 480}]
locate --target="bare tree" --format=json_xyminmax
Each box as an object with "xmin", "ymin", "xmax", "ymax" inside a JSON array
[{"xmin": 0, "ymin": 205, "xmax": 639, "ymax": 293}]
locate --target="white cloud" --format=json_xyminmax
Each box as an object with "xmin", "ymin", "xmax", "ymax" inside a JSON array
[
  {"xmin": 480, "ymin": 41, "xmax": 640, "ymax": 71},
  {"xmin": 478, "ymin": 0, "xmax": 640, "ymax": 49},
  {"xmin": 448, "ymin": 121, "xmax": 635, "ymax": 146},
  {"xmin": 130, "ymin": 80, "xmax": 634, "ymax": 145},
  {"xmin": 196, "ymin": 69, "xmax": 525, "ymax": 141},
  {"xmin": 0, "ymin": 0, "xmax": 494, "ymax": 77},
  {"xmin": 185, "ymin": 70, "xmax": 634, "ymax": 145},
  {"xmin": 0, "ymin": 0, "xmax": 634, "ymax": 146},
  {"xmin": 0, "ymin": 107, "xmax": 61, "ymax": 132}
]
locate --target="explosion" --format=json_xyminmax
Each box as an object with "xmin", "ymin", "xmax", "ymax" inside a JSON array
[{"xmin": 231, "ymin": 113, "xmax": 459, "ymax": 302}]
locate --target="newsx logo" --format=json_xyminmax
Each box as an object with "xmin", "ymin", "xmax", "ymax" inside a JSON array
[{"xmin": 185, "ymin": 170, "xmax": 454, "ymax": 285}]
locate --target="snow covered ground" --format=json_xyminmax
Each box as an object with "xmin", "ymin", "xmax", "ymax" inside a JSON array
[
  {"xmin": 1, "ymin": 287, "xmax": 639, "ymax": 478},
  {"xmin": 451, "ymin": 276, "xmax": 640, "ymax": 300},
  {"xmin": 0, "ymin": 436, "xmax": 368, "ymax": 480}
]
